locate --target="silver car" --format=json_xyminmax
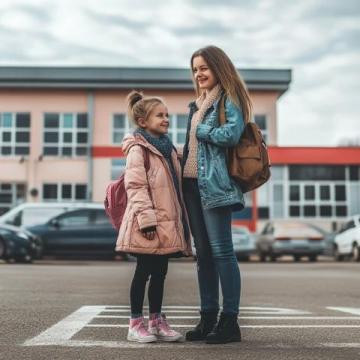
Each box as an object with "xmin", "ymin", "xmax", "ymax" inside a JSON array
[
  {"xmin": 232, "ymin": 226, "xmax": 256, "ymax": 261},
  {"xmin": 256, "ymin": 221, "xmax": 326, "ymax": 262}
]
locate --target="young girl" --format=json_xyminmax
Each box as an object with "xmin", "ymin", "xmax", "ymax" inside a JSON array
[
  {"xmin": 115, "ymin": 91, "xmax": 192, "ymax": 343},
  {"xmin": 182, "ymin": 46, "xmax": 252, "ymax": 344}
]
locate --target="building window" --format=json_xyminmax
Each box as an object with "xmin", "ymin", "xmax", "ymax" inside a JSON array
[
  {"xmin": 43, "ymin": 113, "xmax": 88, "ymax": 157},
  {"xmin": 0, "ymin": 112, "xmax": 31, "ymax": 156},
  {"xmin": 0, "ymin": 183, "xmax": 26, "ymax": 215},
  {"xmin": 168, "ymin": 114, "xmax": 188, "ymax": 145},
  {"xmin": 112, "ymin": 113, "xmax": 188, "ymax": 146},
  {"xmin": 112, "ymin": 114, "xmax": 134, "ymax": 144},
  {"xmin": 349, "ymin": 166, "xmax": 360, "ymax": 181},
  {"xmin": 42, "ymin": 183, "xmax": 87, "ymax": 201},
  {"xmin": 288, "ymin": 182, "xmax": 347, "ymax": 218},
  {"xmin": 254, "ymin": 115, "xmax": 268, "ymax": 143},
  {"xmin": 257, "ymin": 182, "xmax": 270, "ymax": 219},
  {"xmin": 111, "ymin": 159, "xmax": 126, "ymax": 180},
  {"xmin": 263, "ymin": 165, "xmax": 359, "ymax": 220},
  {"xmin": 289, "ymin": 165, "xmax": 346, "ymax": 181},
  {"xmin": 273, "ymin": 183, "xmax": 284, "ymax": 218}
]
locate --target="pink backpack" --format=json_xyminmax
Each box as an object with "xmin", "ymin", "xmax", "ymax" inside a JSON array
[{"xmin": 104, "ymin": 146, "xmax": 150, "ymax": 231}]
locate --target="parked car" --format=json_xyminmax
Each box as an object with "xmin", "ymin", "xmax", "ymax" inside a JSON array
[
  {"xmin": 256, "ymin": 221, "xmax": 326, "ymax": 262},
  {"xmin": 0, "ymin": 224, "xmax": 43, "ymax": 263},
  {"xmin": 232, "ymin": 226, "xmax": 256, "ymax": 261},
  {"xmin": 333, "ymin": 215, "xmax": 360, "ymax": 261},
  {"xmin": 191, "ymin": 225, "xmax": 256, "ymax": 261},
  {"xmin": 0, "ymin": 202, "xmax": 100, "ymax": 227},
  {"xmin": 307, "ymin": 223, "xmax": 336, "ymax": 257},
  {"xmin": 25, "ymin": 205, "xmax": 119, "ymax": 258}
]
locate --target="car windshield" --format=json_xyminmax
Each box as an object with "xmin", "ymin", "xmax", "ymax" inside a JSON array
[{"xmin": 22, "ymin": 208, "xmax": 68, "ymax": 226}]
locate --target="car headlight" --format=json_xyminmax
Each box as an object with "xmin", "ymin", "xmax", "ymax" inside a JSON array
[{"xmin": 18, "ymin": 232, "xmax": 30, "ymax": 240}]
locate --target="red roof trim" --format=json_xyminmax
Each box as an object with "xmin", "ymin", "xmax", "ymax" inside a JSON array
[{"xmin": 268, "ymin": 146, "xmax": 360, "ymax": 165}]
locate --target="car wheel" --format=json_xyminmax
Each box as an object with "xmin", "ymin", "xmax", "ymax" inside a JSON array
[
  {"xmin": 334, "ymin": 245, "xmax": 344, "ymax": 262},
  {"xmin": 270, "ymin": 254, "xmax": 277, "ymax": 262},
  {"xmin": 309, "ymin": 255, "xmax": 317, "ymax": 262},
  {"xmin": 259, "ymin": 252, "xmax": 267, "ymax": 262},
  {"xmin": 352, "ymin": 244, "xmax": 360, "ymax": 262},
  {"xmin": 0, "ymin": 238, "xmax": 6, "ymax": 258},
  {"xmin": 16, "ymin": 252, "xmax": 33, "ymax": 264},
  {"xmin": 237, "ymin": 255, "xmax": 249, "ymax": 262},
  {"xmin": 293, "ymin": 255, "xmax": 301, "ymax": 262}
]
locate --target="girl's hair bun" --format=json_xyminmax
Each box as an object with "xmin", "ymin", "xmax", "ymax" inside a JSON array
[{"xmin": 127, "ymin": 90, "xmax": 143, "ymax": 108}]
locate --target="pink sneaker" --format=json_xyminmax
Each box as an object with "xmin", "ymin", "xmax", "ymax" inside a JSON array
[
  {"xmin": 148, "ymin": 314, "xmax": 183, "ymax": 342},
  {"xmin": 127, "ymin": 317, "xmax": 157, "ymax": 343}
]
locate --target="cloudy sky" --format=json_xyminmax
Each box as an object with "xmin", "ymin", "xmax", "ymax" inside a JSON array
[{"xmin": 0, "ymin": 0, "xmax": 359, "ymax": 146}]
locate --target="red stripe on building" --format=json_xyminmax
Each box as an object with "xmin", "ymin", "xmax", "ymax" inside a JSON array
[
  {"xmin": 92, "ymin": 146, "xmax": 124, "ymax": 157},
  {"xmin": 93, "ymin": 145, "xmax": 360, "ymax": 164},
  {"xmin": 269, "ymin": 146, "xmax": 360, "ymax": 165}
]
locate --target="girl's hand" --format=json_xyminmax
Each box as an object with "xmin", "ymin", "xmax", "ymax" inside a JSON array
[
  {"xmin": 144, "ymin": 230, "xmax": 156, "ymax": 240},
  {"xmin": 141, "ymin": 226, "xmax": 156, "ymax": 240}
]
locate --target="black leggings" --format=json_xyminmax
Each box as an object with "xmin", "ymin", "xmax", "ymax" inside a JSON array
[{"xmin": 130, "ymin": 254, "xmax": 169, "ymax": 315}]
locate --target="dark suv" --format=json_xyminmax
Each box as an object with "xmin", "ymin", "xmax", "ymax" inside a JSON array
[{"xmin": 25, "ymin": 206, "xmax": 119, "ymax": 258}]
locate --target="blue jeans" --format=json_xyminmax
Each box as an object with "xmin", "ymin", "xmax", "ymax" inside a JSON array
[{"xmin": 183, "ymin": 178, "xmax": 241, "ymax": 315}]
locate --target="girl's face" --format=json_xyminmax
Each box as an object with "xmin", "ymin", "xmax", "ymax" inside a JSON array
[
  {"xmin": 192, "ymin": 55, "xmax": 217, "ymax": 91},
  {"xmin": 141, "ymin": 103, "xmax": 169, "ymax": 137}
]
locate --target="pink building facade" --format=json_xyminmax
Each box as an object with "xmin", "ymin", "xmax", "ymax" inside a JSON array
[{"xmin": 0, "ymin": 67, "xmax": 290, "ymax": 220}]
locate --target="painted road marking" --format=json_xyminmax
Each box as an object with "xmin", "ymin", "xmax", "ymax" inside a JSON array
[
  {"xmin": 23, "ymin": 306, "xmax": 106, "ymax": 346},
  {"xmin": 322, "ymin": 343, "xmax": 360, "ymax": 348},
  {"xmin": 87, "ymin": 324, "xmax": 360, "ymax": 328},
  {"xmin": 101, "ymin": 306, "xmax": 311, "ymax": 315},
  {"xmin": 20, "ymin": 339, "xmax": 360, "ymax": 349},
  {"xmin": 23, "ymin": 305, "xmax": 360, "ymax": 348},
  {"xmin": 327, "ymin": 307, "xmax": 360, "ymax": 316},
  {"xmin": 97, "ymin": 315, "xmax": 360, "ymax": 320}
]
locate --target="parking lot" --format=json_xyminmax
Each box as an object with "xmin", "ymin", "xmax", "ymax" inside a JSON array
[{"xmin": 1, "ymin": 258, "xmax": 360, "ymax": 360}]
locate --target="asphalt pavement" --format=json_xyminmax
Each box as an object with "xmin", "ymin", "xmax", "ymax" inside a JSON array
[{"xmin": 1, "ymin": 257, "xmax": 360, "ymax": 360}]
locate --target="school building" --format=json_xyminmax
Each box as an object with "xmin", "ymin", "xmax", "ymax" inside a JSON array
[{"xmin": 0, "ymin": 66, "xmax": 359, "ymax": 231}]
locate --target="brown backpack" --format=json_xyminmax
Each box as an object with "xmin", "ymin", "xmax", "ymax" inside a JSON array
[{"xmin": 218, "ymin": 95, "xmax": 271, "ymax": 193}]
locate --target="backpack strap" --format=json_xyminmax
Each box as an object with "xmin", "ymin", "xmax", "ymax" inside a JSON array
[
  {"xmin": 141, "ymin": 146, "xmax": 150, "ymax": 172},
  {"xmin": 218, "ymin": 94, "xmax": 226, "ymax": 126},
  {"xmin": 139, "ymin": 146, "xmax": 154, "ymax": 206}
]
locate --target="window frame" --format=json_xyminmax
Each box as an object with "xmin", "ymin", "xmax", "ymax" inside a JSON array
[
  {"xmin": 253, "ymin": 114, "xmax": 268, "ymax": 144},
  {"xmin": 0, "ymin": 112, "xmax": 31, "ymax": 157},
  {"xmin": 42, "ymin": 112, "xmax": 89, "ymax": 157},
  {"xmin": 42, "ymin": 183, "xmax": 88, "ymax": 201}
]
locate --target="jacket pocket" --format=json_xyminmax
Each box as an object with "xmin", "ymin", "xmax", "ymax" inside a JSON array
[{"xmin": 214, "ymin": 157, "xmax": 232, "ymax": 191}]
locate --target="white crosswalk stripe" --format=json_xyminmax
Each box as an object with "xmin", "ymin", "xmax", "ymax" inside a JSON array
[{"xmin": 23, "ymin": 305, "xmax": 360, "ymax": 348}]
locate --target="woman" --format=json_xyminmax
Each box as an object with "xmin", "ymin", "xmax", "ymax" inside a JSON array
[{"xmin": 182, "ymin": 45, "xmax": 252, "ymax": 344}]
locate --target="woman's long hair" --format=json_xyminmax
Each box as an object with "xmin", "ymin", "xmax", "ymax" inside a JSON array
[{"xmin": 191, "ymin": 45, "xmax": 252, "ymax": 123}]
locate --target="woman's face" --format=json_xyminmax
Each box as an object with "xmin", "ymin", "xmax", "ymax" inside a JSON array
[{"xmin": 192, "ymin": 55, "xmax": 217, "ymax": 91}]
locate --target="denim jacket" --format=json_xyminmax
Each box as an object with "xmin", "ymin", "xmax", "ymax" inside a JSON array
[{"xmin": 182, "ymin": 93, "xmax": 246, "ymax": 211}]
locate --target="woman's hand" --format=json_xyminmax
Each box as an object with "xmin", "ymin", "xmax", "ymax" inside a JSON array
[{"xmin": 141, "ymin": 226, "xmax": 156, "ymax": 240}]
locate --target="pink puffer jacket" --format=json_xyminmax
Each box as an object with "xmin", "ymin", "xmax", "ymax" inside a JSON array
[{"xmin": 115, "ymin": 134, "xmax": 192, "ymax": 256}]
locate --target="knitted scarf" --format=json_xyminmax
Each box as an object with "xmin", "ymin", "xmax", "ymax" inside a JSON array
[{"xmin": 183, "ymin": 84, "xmax": 222, "ymax": 178}]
